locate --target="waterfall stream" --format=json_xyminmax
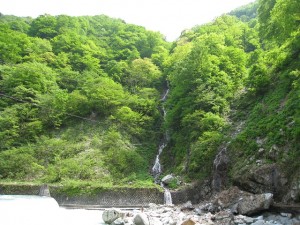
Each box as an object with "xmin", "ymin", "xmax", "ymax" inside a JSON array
[{"xmin": 151, "ymin": 87, "xmax": 172, "ymax": 205}]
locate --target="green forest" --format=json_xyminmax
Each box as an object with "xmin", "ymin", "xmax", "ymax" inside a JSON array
[{"xmin": 0, "ymin": 0, "xmax": 299, "ymax": 192}]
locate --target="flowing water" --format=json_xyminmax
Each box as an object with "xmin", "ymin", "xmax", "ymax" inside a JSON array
[
  {"xmin": 151, "ymin": 87, "xmax": 173, "ymax": 205},
  {"xmin": 163, "ymin": 188, "xmax": 173, "ymax": 205},
  {"xmin": 0, "ymin": 195, "xmax": 105, "ymax": 225}
]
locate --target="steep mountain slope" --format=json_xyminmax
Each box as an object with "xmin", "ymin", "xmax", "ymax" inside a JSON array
[
  {"xmin": 164, "ymin": 0, "xmax": 300, "ymax": 202},
  {"xmin": 0, "ymin": 14, "xmax": 169, "ymax": 186},
  {"xmin": 0, "ymin": 0, "xmax": 299, "ymax": 203}
]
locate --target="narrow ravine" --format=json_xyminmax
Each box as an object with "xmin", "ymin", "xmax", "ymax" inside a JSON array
[{"xmin": 151, "ymin": 86, "xmax": 172, "ymax": 205}]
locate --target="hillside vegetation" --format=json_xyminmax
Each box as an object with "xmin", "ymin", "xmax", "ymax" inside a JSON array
[
  {"xmin": 0, "ymin": 0, "xmax": 299, "ymax": 198},
  {"xmin": 0, "ymin": 14, "xmax": 169, "ymax": 187},
  {"xmin": 162, "ymin": 0, "xmax": 300, "ymax": 199}
]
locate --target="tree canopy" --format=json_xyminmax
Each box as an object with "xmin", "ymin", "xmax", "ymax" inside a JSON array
[{"xmin": 0, "ymin": 0, "xmax": 299, "ymax": 189}]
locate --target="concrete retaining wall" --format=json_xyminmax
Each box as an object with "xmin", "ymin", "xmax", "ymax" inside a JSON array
[
  {"xmin": 53, "ymin": 188, "xmax": 164, "ymax": 207},
  {"xmin": 0, "ymin": 181, "xmax": 212, "ymax": 207},
  {"xmin": 0, "ymin": 183, "xmax": 163, "ymax": 207}
]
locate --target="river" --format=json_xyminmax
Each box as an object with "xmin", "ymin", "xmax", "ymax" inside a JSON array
[{"xmin": 0, "ymin": 195, "xmax": 105, "ymax": 225}]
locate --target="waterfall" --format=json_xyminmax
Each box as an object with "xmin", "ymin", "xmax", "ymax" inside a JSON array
[
  {"xmin": 151, "ymin": 86, "xmax": 172, "ymax": 205},
  {"xmin": 152, "ymin": 155, "xmax": 161, "ymax": 181},
  {"xmin": 164, "ymin": 188, "xmax": 172, "ymax": 205}
]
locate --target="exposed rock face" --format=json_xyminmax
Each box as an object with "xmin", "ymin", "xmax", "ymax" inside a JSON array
[
  {"xmin": 282, "ymin": 171, "xmax": 300, "ymax": 203},
  {"xmin": 212, "ymin": 146, "xmax": 229, "ymax": 193},
  {"xmin": 212, "ymin": 186, "xmax": 273, "ymax": 215},
  {"xmin": 233, "ymin": 164, "xmax": 287, "ymax": 198}
]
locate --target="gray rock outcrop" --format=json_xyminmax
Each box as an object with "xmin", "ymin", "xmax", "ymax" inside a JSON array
[
  {"xmin": 233, "ymin": 164, "xmax": 286, "ymax": 197},
  {"xmin": 237, "ymin": 193, "xmax": 273, "ymax": 215},
  {"xmin": 212, "ymin": 186, "xmax": 273, "ymax": 215}
]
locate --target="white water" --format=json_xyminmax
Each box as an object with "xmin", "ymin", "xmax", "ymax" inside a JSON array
[
  {"xmin": 0, "ymin": 195, "xmax": 105, "ymax": 225},
  {"xmin": 151, "ymin": 87, "xmax": 173, "ymax": 205},
  {"xmin": 152, "ymin": 154, "xmax": 161, "ymax": 178},
  {"xmin": 163, "ymin": 188, "xmax": 172, "ymax": 205}
]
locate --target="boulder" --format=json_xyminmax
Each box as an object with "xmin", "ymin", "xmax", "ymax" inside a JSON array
[
  {"xmin": 111, "ymin": 218, "xmax": 125, "ymax": 225},
  {"xmin": 213, "ymin": 186, "xmax": 273, "ymax": 215},
  {"xmin": 238, "ymin": 193, "xmax": 273, "ymax": 215},
  {"xmin": 213, "ymin": 186, "xmax": 244, "ymax": 209},
  {"xmin": 213, "ymin": 210, "xmax": 234, "ymax": 225},
  {"xmin": 102, "ymin": 208, "xmax": 124, "ymax": 224},
  {"xmin": 234, "ymin": 215, "xmax": 254, "ymax": 224},
  {"xmin": 180, "ymin": 218, "xmax": 196, "ymax": 225},
  {"xmin": 161, "ymin": 174, "xmax": 175, "ymax": 185},
  {"xmin": 133, "ymin": 213, "xmax": 150, "ymax": 225},
  {"xmin": 180, "ymin": 201, "xmax": 194, "ymax": 211}
]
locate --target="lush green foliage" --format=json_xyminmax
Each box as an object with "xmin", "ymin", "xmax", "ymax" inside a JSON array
[
  {"xmin": 160, "ymin": 0, "xmax": 300, "ymax": 182},
  {"xmin": 228, "ymin": 0, "xmax": 300, "ymax": 180},
  {"xmin": 0, "ymin": 14, "xmax": 168, "ymax": 186},
  {"xmin": 1, "ymin": 0, "xmax": 299, "ymax": 188},
  {"xmin": 163, "ymin": 15, "xmax": 248, "ymax": 178}
]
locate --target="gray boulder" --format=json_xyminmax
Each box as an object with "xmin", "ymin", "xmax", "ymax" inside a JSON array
[
  {"xmin": 213, "ymin": 210, "xmax": 234, "ymax": 225},
  {"xmin": 161, "ymin": 174, "xmax": 175, "ymax": 185},
  {"xmin": 102, "ymin": 208, "xmax": 124, "ymax": 224},
  {"xmin": 180, "ymin": 200, "xmax": 194, "ymax": 211},
  {"xmin": 180, "ymin": 218, "xmax": 196, "ymax": 225},
  {"xmin": 238, "ymin": 193, "xmax": 273, "ymax": 215},
  {"xmin": 111, "ymin": 218, "xmax": 125, "ymax": 225},
  {"xmin": 213, "ymin": 186, "xmax": 273, "ymax": 215},
  {"xmin": 133, "ymin": 213, "xmax": 150, "ymax": 225}
]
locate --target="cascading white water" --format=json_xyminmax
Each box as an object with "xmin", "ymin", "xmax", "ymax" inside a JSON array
[
  {"xmin": 161, "ymin": 89, "xmax": 169, "ymax": 101},
  {"xmin": 164, "ymin": 188, "xmax": 173, "ymax": 205},
  {"xmin": 152, "ymin": 155, "xmax": 161, "ymax": 180},
  {"xmin": 151, "ymin": 86, "xmax": 173, "ymax": 205}
]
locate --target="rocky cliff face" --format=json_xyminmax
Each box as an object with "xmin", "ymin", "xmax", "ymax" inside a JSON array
[{"xmin": 228, "ymin": 152, "xmax": 300, "ymax": 204}]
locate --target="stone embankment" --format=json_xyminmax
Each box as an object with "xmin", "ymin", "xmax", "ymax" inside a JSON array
[{"xmin": 102, "ymin": 186, "xmax": 300, "ymax": 225}]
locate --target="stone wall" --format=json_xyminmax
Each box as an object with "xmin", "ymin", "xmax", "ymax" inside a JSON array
[
  {"xmin": 0, "ymin": 183, "xmax": 41, "ymax": 195},
  {"xmin": 0, "ymin": 183, "xmax": 164, "ymax": 207},
  {"xmin": 52, "ymin": 188, "xmax": 164, "ymax": 207},
  {"xmin": 0, "ymin": 182, "xmax": 212, "ymax": 207}
]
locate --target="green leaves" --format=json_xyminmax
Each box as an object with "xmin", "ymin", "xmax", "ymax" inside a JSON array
[
  {"xmin": 1, "ymin": 62, "xmax": 57, "ymax": 94},
  {"xmin": 124, "ymin": 58, "xmax": 162, "ymax": 92},
  {"xmin": 165, "ymin": 15, "xmax": 248, "ymax": 178},
  {"xmin": 0, "ymin": 25, "xmax": 30, "ymax": 64},
  {"xmin": 258, "ymin": 0, "xmax": 300, "ymax": 44},
  {"xmin": 0, "ymin": 13, "xmax": 167, "ymax": 185}
]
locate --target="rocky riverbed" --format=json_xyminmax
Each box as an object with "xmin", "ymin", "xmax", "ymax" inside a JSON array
[
  {"xmin": 102, "ymin": 204, "xmax": 300, "ymax": 225},
  {"xmin": 102, "ymin": 186, "xmax": 300, "ymax": 225}
]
